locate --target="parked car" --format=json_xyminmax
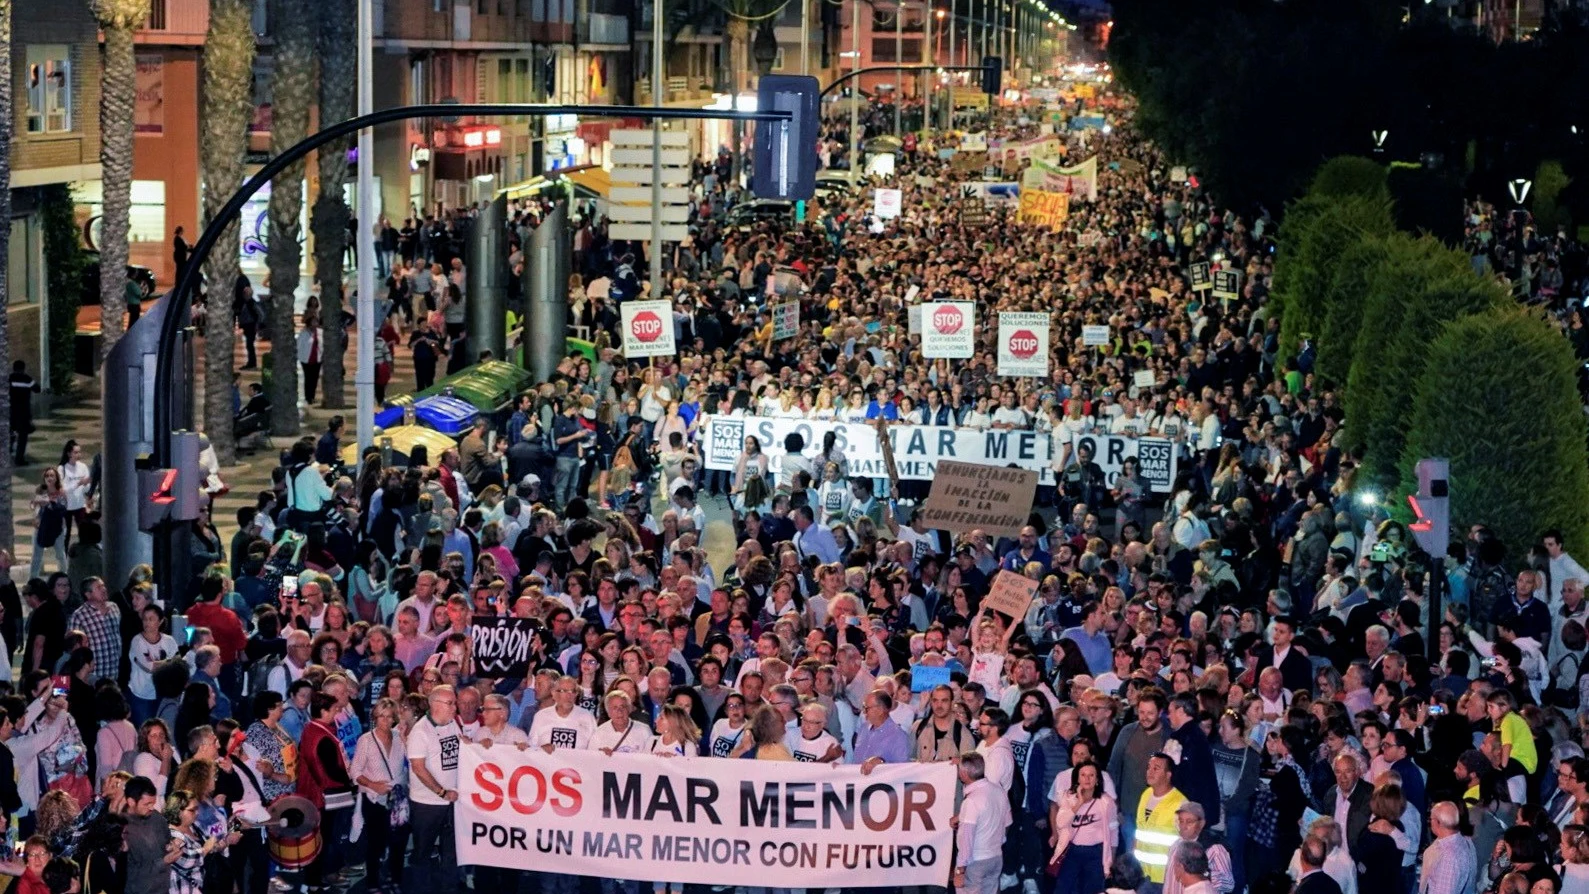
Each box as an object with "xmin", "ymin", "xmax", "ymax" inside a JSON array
[
  {"xmin": 722, "ymin": 199, "xmax": 794, "ymax": 230},
  {"xmin": 79, "ymin": 251, "xmax": 158, "ymax": 306}
]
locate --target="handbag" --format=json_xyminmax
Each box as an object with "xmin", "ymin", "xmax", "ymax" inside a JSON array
[{"xmin": 373, "ymin": 736, "xmax": 409, "ymax": 828}]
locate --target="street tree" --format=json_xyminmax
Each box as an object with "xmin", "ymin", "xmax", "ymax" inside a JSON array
[
  {"xmin": 87, "ymin": 0, "xmax": 152, "ymax": 361},
  {"xmin": 198, "ymin": 0, "xmax": 257, "ymax": 465},
  {"xmin": 311, "ymin": 0, "xmax": 355, "ymax": 408},
  {"xmin": 265, "ymin": 0, "xmax": 315, "ymax": 435}
]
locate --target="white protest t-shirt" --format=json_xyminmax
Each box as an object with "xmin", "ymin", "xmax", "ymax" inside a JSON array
[
  {"xmin": 407, "ymin": 716, "xmax": 463, "ymax": 806},
  {"xmin": 528, "ymin": 705, "xmax": 598, "ymax": 751},
  {"xmin": 476, "ymin": 724, "xmax": 530, "ymax": 749},
  {"xmin": 708, "ymin": 719, "xmax": 749, "ymax": 758},
  {"xmin": 129, "ymin": 633, "xmax": 178, "ymax": 700},
  {"xmin": 591, "ymin": 720, "xmax": 655, "ymax": 755},
  {"xmin": 790, "ymin": 731, "xmax": 839, "ymax": 763}
]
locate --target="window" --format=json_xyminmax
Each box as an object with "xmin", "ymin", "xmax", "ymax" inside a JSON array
[{"xmin": 25, "ymin": 46, "xmax": 71, "ymax": 134}]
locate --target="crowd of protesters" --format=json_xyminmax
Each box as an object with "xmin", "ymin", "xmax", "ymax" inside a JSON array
[{"xmin": 3, "ymin": 82, "xmax": 1589, "ymax": 894}]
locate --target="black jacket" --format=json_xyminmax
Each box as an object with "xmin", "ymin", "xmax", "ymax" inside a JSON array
[{"xmin": 1313, "ymin": 780, "xmax": 1373, "ymax": 851}]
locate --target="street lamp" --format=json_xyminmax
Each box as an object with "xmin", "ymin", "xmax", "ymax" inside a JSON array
[
  {"xmin": 1508, "ymin": 177, "xmax": 1533, "ymax": 205},
  {"xmin": 1371, "ymin": 129, "xmax": 1388, "ymax": 153}
]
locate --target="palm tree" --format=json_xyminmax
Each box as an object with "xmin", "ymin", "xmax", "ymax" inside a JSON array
[
  {"xmin": 708, "ymin": 0, "xmax": 788, "ymax": 182},
  {"xmin": 88, "ymin": 0, "xmax": 151, "ymax": 362},
  {"xmin": 198, "ymin": 0, "xmax": 257, "ymax": 466},
  {"xmin": 265, "ymin": 0, "xmax": 315, "ymax": 435},
  {"xmin": 0, "ymin": 0, "xmax": 14, "ymax": 552},
  {"xmin": 311, "ymin": 0, "xmax": 355, "ymax": 409}
]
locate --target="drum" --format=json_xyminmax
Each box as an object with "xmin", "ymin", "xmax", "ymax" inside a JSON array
[
  {"xmin": 267, "ymin": 830, "xmax": 321, "ymax": 870},
  {"xmin": 265, "ymin": 795, "xmax": 322, "ymax": 870}
]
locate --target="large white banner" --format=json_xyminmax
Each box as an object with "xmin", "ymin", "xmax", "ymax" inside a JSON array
[
  {"xmin": 920, "ymin": 302, "xmax": 975, "ymax": 359},
  {"xmin": 619, "ymin": 300, "xmax": 676, "ymax": 358},
  {"xmin": 997, "ymin": 312, "xmax": 1050, "ymax": 377},
  {"xmin": 700, "ymin": 417, "xmax": 1181, "ymax": 493},
  {"xmin": 702, "ymin": 416, "xmax": 1058, "ymax": 485},
  {"xmin": 457, "ymin": 745, "xmax": 956, "ymax": 888}
]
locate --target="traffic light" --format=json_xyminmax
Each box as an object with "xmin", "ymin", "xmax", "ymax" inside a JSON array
[
  {"xmin": 136, "ymin": 457, "xmax": 177, "ymax": 532},
  {"xmin": 754, "ymin": 74, "xmax": 819, "ymax": 201},
  {"xmin": 1407, "ymin": 457, "xmax": 1450, "ymax": 559},
  {"xmin": 981, "ymin": 56, "xmax": 1003, "ymax": 97},
  {"xmin": 170, "ymin": 431, "xmax": 203, "ymax": 523}
]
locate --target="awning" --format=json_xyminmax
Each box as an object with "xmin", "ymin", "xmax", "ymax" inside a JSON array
[
  {"xmin": 499, "ymin": 175, "xmax": 559, "ymax": 200},
  {"xmin": 565, "ymin": 166, "xmax": 611, "ymax": 199}
]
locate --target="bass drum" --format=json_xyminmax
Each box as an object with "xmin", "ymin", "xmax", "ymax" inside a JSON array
[{"xmin": 267, "ymin": 830, "xmax": 322, "ymax": 870}]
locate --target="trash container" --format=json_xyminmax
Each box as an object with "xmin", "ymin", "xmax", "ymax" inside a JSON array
[{"xmin": 407, "ymin": 395, "xmax": 480, "ymax": 438}]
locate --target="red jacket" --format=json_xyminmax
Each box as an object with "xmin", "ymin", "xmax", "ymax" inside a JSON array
[
  {"xmin": 296, "ymin": 720, "xmax": 350, "ymax": 810},
  {"xmin": 187, "ymin": 601, "xmax": 248, "ymax": 665}
]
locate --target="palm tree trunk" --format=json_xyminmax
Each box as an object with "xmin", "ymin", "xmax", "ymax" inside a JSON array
[
  {"xmin": 198, "ymin": 0, "xmax": 257, "ymax": 466},
  {"xmin": 312, "ymin": 0, "xmax": 355, "ymax": 409},
  {"xmin": 265, "ymin": 0, "xmax": 315, "ymax": 436},
  {"xmin": 727, "ymin": 16, "xmax": 749, "ymax": 185},
  {"xmin": 89, "ymin": 0, "xmax": 150, "ymax": 362},
  {"xmin": 0, "ymin": 0, "xmax": 14, "ymax": 551}
]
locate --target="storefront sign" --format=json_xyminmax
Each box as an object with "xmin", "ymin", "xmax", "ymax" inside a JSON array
[{"xmin": 457, "ymin": 747, "xmax": 956, "ymax": 888}]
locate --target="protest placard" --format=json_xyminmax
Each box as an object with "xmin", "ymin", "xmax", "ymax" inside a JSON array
[
  {"xmin": 919, "ymin": 461, "xmax": 1038, "ymax": 539},
  {"xmin": 470, "ymin": 616, "xmax": 542, "ymax": 678},
  {"xmin": 772, "ymin": 301, "xmax": 799, "ymax": 341},
  {"xmin": 1016, "ymin": 189, "xmax": 1069, "ymax": 230},
  {"xmin": 620, "ymin": 300, "xmax": 676, "ymax": 357},
  {"xmin": 983, "ymin": 570, "xmax": 1040, "ymax": 619},
  {"xmin": 920, "ymin": 302, "xmax": 975, "ymax": 359},
  {"xmin": 997, "ymin": 312, "xmax": 1050, "ymax": 377},
  {"xmin": 1188, "ymin": 262, "xmax": 1212, "ymax": 292},
  {"xmin": 1081, "ymin": 324, "xmax": 1110, "ymax": 346}
]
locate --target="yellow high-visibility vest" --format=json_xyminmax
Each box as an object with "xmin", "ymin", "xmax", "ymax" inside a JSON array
[{"xmin": 1133, "ymin": 786, "xmax": 1187, "ymax": 883}]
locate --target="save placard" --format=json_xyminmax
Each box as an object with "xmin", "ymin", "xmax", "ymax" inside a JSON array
[
  {"xmin": 1212, "ymin": 269, "xmax": 1242, "ymax": 300},
  {"xmin": 919, "ymin": 460, "xmax": 1039, "ymax": 540},
  {"xmin": 620, "ymin": 300, "xmax": 676, "ymax": 357},
  {"xmin": 983, "ymin": 570, "xmax": 1040, "ymax": 619},
  {"xmin": 1188, "ymin": 262, "xmax": 1212, "ymax": 292},
  {"xmin": 920, "ymin": 302, "xmax": 975, "ymax": 359},
  {"xmin": 997, "ymin": 312, "xmax": 1050, "ymax": 377},
  {"xmin": 772, "ymin": 301, "xmax": 800, "ymax": 341}
]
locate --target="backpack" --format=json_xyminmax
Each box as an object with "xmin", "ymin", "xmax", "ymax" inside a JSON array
[{"xmin": 246, "ymin": 652, "xmax": 285, "ymax": 704}]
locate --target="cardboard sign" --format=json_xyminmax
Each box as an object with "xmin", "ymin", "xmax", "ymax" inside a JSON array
[
  {"xmin": 910, "ymin": 664, "xmax": 953, "ymax": 693},
  {"xmin": 951, "ymin": 151, "xmax": 988, "ymax": 174},
  {"xmin": 470, "ymin": 616, "xmax": 542, "ymax": 678},
  {"xmin": 1133, "ymin": 369, "xmax": 1157, "ymax": 390},
  {"xmin": 1188, "ymin": 262, "xmax": 1212, "ymax": 292},
  {"xmin": 983, "ymin": 570, "xmax": 1041, "ymax": 620},
  {"xmin": 619, "ymin": 299, "xmax": 676, "ymax": 357},
  {"xmin": 997, "ymin": 312, "xmax": 1050, "ymax": 377},
  {"xmin": 874, "ymin": 188, "xmax": 903, "ymax": 219},
  {"xmin": 1016, "ymin": 189, "xmax": 1070, "ymax": 231},
  {"xmin": 961, "ymin": 199, "xmax": 989, "ymax": 226},
  {"xmin": 919, "ymin": 461, "xmax": 1039, "ymax": 540},
  {"xmin": 1081, "ymin": 324, "xmax": 1110, "ymax": 347},
  {"xmin": 920, "ymin": 301, "xmax": 975, "ymax": 359},
  {"xmin": 1212, "ymin": 269, "xmax": 1242, "ymax": 300},
  {"xmin": 772, "ymin": 301, "xmax": 800, "ymax": 341}
]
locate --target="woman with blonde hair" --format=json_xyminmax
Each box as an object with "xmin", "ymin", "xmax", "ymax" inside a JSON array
[
  {"xmin": 651, "ymin": 704, "xmax": 701, "ymax": 758},
  {"xmin": 733, "ymin": 705, "xmax": 793, "ymax": 761}
]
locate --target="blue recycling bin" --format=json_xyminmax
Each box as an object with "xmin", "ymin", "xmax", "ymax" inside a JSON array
[{"xmin": 407, "ymin": 395, "xmax": 480, "ymax": 437}]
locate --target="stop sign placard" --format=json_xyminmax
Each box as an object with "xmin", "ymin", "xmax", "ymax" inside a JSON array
[
  {"xmin": 631, "ymin": 311, "xmax": 663, "ymax": 343},
  {"xmin": 620, "ymin": 300, "xmax": 676, "ymax": 357},
  {"xmin": 1007, "ymin": 329, "xmax": 1040, "ymax": 359},
  {"xmin": 932, "ymin": 305, "xmax": 964, "ymax": 335}
]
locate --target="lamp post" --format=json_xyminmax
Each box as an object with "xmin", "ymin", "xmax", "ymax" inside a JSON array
[
  {"xmin": 847, "ymin": 0, "xmax": 861, "ymax": 174},
  {"xmin": 894, "ymin": 0, "xmax": 902, "ymax": 134}
]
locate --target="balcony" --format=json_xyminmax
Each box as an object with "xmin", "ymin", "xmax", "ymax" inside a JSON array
[
  {"xmin": 635, "ymin": 75, "xmax": 719, "ymax": 105},
  {"xmin": 579, "ymin": 12, "xmax": 628, "ymax": 47},
  {"xmin": 136, "ymin": 0, "xmax": 209, "ymax": 44}
]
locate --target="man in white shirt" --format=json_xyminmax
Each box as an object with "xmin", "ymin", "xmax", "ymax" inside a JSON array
[
  {"xmin": 792, "ymin": 506, "xmax": 842, "ymax": 566},
  {"xmin": 591, "ymin": 690, "xmax": 654, "ymax": 755},
  {"xmin": 974, "ymin": 707, "xmax": 1015, "ymax": 792},
  {"xmin": 1545, "ymin": 529, "xmax": 1589, "ymax": 612},
  {"xmin": 407, "ymin": 686, "xmax": 465, "ymax": 892},
  {"xmin": 267, "ymin": 631, "xmax": 313, "ymax": 697},
  {"xmin": 529, "ymin": 675, "xmax": 599, "ymax": 752},
  {"xmin": 953, "ymin": 753, "xmax": 1012, "ymax": 894},
  {"xmin": 789, "ymin": 702, "xmax": 843, "ymax": 762},
  {"xmin": 475, "ymin": 694, "xmax": 530, "ymax": 750},
  {"xmin": 1171, "ymin": 842, "xmax": 1218, "ymax": 894},
  {"xmin": 396, "ymin": 571, "xmax": 445, "ymax": 637},
  {"xmin": 990, "ymin": 392, "xmax": 1030, "ymax": 430}
]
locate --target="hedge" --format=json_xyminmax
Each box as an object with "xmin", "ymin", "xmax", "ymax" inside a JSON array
[
  {"xmin": 1307, "ymin": 156, "xmax": 1389, "ymax": 202},
  {"xmin": 1315, "ymin": 237, "xmax": 1392, "ymax": 389},
  {"xmin": 1401, "ymin": 306, "xmax": 1589, "ymax": 560},
  {"xmin": 1272, "ymin": 193, "xmax": 1397, "ymax": 363}
]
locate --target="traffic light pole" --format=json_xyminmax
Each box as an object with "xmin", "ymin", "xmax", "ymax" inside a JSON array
[
  {"xmin": 152, "ymin": 102, "xmax": 791, "ymax": 468},
  {"xmin": 150, "ymin": 102, "xmax": 795, "ymax": 603}
]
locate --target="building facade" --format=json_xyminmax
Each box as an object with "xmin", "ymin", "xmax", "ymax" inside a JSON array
[{"xmin": 11, "ymin": 0, "xmax": 102, "ymax": 387}]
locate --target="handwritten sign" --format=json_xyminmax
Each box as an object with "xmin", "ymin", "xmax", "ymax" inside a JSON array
[
  {"xmin": 1017, "ymin": 189, "xmax": 1069, "ymax": 231},
  {"xmin": 1081, "ymin": 325, "xmax": 1110, "ymax": 347},
  {"xmin": 470, "ymin": 616, "xmax": 542, "ymax": 678},
  {"xmin": 983, "ymin": 570, "xmax": 1040, "ymax": 620},
  {"xmin": 919, "ymin": 461, "xmax": 1038, "ymax": 540},
  {"xmin": 772, "ymin": 301, "xmax": 799, "ymax": 341},
  {"xmin": 910, "ymin": 665, "xmax": 953, "ymax": 693}
]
